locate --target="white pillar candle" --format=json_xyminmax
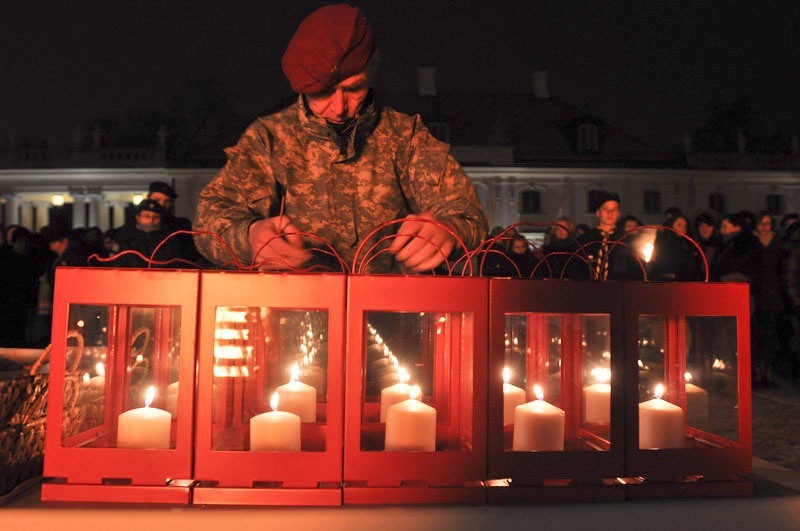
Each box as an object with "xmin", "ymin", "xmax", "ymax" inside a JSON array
[
  {"xmin": 116, "ymin": 386, "xmax": 171, "ymax": 449},
  {"xmin": 512, "ymin": 385, "xmax": 565, "ymax": 451},
  {"xmin": 684, "ymin": 372, "xmax": 709, "ymax": 423},
  {"xmin": 639, "ymin": 384, "xmax": 685, "ymax": 449},
  {"xmin": 583, "ymin": 368, "xmax": 611, "ymax": 423},
  {"xmin": 385, "ymin": 385, "xmax": 437, "ymax": 452},
  {"xmin": 275, "ymin": 363, "xmax": 317, "ymax": 422},
  {"xmin": 250, "ymin": 392, "xmax": 301, "ymax": 452},
  {"xmin": 502, "ymin": 367, "xmax": 526, "ymax": 425},
  {"xmin": 380, "ymin": 367, "xmax": 411, "ymax": 422}
]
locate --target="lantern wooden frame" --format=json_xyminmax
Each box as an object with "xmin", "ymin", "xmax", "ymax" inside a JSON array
[
  {"xmin": 192, "ymin": 272, "xmax": 346, "ymax": 506},
  {"xmin": 343, "ymin": 275, "xmax": 488, "ymax": 505},
  {"xmin": 487, "ymin": 280, "xmax": 626, "ymax": 502},
  {"xmin": 42, "ymin": 268, "xmax": 199, "ymax": 504},
  {"xmin": 622, "ymin": 282, "xmax": 752, "ymax": 498}
]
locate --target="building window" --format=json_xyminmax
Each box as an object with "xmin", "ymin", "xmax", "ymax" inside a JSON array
[
  {"xmin": 577, "ymin": 123, "xmax": 600, "ymax": 153},
  {"xmin": 709, "ymin": 193, "xmax": 726, "ymax": 214},
  {"xmin": 520, "ymin": 190, "xmax": 541, "ymax": 214},
  {"xmin": 766, "ymin": 194, "xmax": 784, "ymax": 215},
  {"xmin": 643, "ymin": 190, "xmax": 661, "ymax": 214},
  {"xmin": 587, "ymin": 190, "xmax": 604, "ymax": 213},
  {"xmin": 428, "ymin": 122, "xmax": 450, "ymax": 143}
]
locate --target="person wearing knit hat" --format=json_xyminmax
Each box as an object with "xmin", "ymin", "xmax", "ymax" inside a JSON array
[{"xmin": 194, "ymin": 4, "xmax": 487, "ymax": 273}]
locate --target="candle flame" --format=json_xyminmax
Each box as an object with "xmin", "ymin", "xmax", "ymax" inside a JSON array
[
  {"xmin": 591, "ymin": 367, "xmax": 611, "ymax": 384},
  {"xmin": 684, "ymin": 371, "xmax": 692, "ymax": 383},
  {"xmin": 654, "ymin": 384, "xmax": 665, "ymax": 399},
  {"xmin": 145, "ymin": 385, "xmax": 156, "ymax": 407},
  {"xmin": 95, "ymin": 362, "xmax": 106, "ymax": 377},
  {"xmin": 410, "ymin": 385, "xmax": 421, "ymax": 400},
  {"xmin": 398, "ymin": 367, "xmax": 411, "ymax": 384},
  {"xmin": 533, "ymin": 384, "xmax": 544, "ymax": 401},
  {"xmin": 270, "ymin": 391, "xmax": 279, "ymax": 411},
  {"xmin": 502, "ymin": 366, "xmax": 511, "ymax": 384},
  {"xmin": 290, "ymin": 363, "xmax": 300, "ymax": 382},
  {"xmin": 83, "ymin": 373, "xmax": 90, "ymax": 384},
  {"xmin": 642, "ymin": 242, "xmax": 654, "ymax": 262},
  {"xmin": 136, "ymin": 354, "xmax": 143, "ymax": 364}
]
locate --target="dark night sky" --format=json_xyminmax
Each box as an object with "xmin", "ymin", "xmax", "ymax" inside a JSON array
[{"xmin": 2, "ymin": 1, "xmax": 799, "ymax": 151}]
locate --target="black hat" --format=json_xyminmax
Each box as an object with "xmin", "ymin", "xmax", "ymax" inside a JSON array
[
  {"xmin": 148, "ymin": 181, "xmax": 177, "ymax": 199},
  {"xmin": 592, "ymin": 191, "xmax": 620, "ymax": 212},
  {"xmin": 42, "ymin": 224, "xmax": 69, "ymax": 244},
  {"xmin": 136, "ymin": 199, "xmax": 166, "ymax": 215}
]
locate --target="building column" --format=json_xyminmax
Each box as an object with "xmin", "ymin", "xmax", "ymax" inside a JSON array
[
  {"xmin": 34, "ymin": 202, "xmax": 49, "ymax": 232},
  {"xmin": 87, "ymin": 194, "xmax": 103, "ymax": 228},
  {"xmin": 19, "ymin": 202, "xmax": 34, "ymax": 231},
  {"xmin": 111, "ymin": 202, "xmax": 126, "ymax": 229},
  {"xmin": 71, "ymin": 194, "xmax": 87, "ymax": 228},
  {"xmin": 2, "ymin": 194, "xmax": 20, "ymax": 226}
]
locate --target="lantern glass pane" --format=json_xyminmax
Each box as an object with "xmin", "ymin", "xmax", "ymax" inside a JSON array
[
  {"xmin": 361, "ymin": 311, "xmax": 473, "ymax": 452},
  {"xmin": 61, "ymin": 304, "xmax": 181, "ymax": 450},
  {"xmin": 685, "ymin": 316, "xmax": 738, "ymax": 444},
  {"xmin": 502, "ymin": 313, "xmax": 611, "ymax": 452},
  {"xmin": 211, "ymin": 307, "xmax": 328, "ymax": 452}
]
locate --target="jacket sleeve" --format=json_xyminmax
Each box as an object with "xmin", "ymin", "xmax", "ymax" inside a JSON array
[
  {"xmin": 397, "ymin": 115, "xmax": 488, "ymax": 252},
  {"xmin": 193, "ymin": 124, "xmax": 277, "ymax": 267}
]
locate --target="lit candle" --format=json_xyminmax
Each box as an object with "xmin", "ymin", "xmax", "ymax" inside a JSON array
[
  {"xmin": 684, "ymin": 372, "xmax": 709, "ymax": 423},
  {"xmin": 380, "ymin": 367, "xmax": 411, "ymax": 422},
  {"xmin": 116, "ymin": 386, "xmax": 171, "ymax": 449},
  {"xmin": 88, "ymin": 362, "xmax": 106, "ymax": 391},
  {"xmin": 275, "ymin": 363, "xmax": 317, "ymax": 422},
  {"xmin": 512, "ymin": 385, "xmax": 565, "ymax": 452},
  {"xmin": 502, "ymin": 367, "xmax": 526, "ymax": 425},
  {"xmin": 639, "ymin": 384, "xmax": 685, "ymax": 449},
  {"xmin": 385, "ymin": 385, "xmax": 437, "ymax": 452},
  {"xmin": 250, "ymin": 392, "xmax": 301, "ymax": 452},
  {"xmin": 583, "ymin": 367, "xmax": 611, "ymax": 423}
]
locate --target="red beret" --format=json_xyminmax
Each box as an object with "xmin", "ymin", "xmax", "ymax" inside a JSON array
[{"xmin": 281, "ymin": 4, "xmax": 374, "ymax": 94}]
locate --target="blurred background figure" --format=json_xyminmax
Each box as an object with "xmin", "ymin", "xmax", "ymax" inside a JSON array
[
  {"xmin": 710, "ymin": 212, "xmax": 755, "ymax": 282},
  {"xmin": 694, "ymin": 212, "xmax": 722, "ymax": 265},
  {"xmin": 542, "ymin": 216, "xmax": 584, "ymax": 279},
  {"xmin": 648, "ymin": 214, "xmax": 704, "ymax": 281},
  {"xmin": 751, "ymin": 212, "xmax": 783, "ymax": 387}
]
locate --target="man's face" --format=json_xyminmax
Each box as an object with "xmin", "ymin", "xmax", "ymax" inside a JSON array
[
  {"xmin": 672, "ymin": 217, "xmax": 688, "ymax": 235},
  {"xmin": 596, "ymin": 201, "xmax": 620, "ymax": 229},
  {"xmin": 306, "ymin": 72, "xmax": 369, "ymax": 124},
  {"xmin": 148, "ymin": 191, "xmax": 173, "ymax": 212},
  {"xmin": 511, "ymin": 239, "xmax": 528, "ymax": 254},
  {"xmin": 136, "ymin": 211, "xmax": 162, "ymax": 233}
]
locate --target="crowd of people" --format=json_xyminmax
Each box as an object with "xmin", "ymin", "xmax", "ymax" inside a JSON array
[
  {"xmin": 0, "ymin": 181, "xmax": 202, "ymax": 348},
  {"xmin": 485, "ymin": 191, "xmax": 800, "ymax": 389}
]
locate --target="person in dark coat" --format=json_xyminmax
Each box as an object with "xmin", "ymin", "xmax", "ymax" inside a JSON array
[
  {"xmin": 577, "ymin": 191, "xmax": 643, "ymax": 280},
  {"xmin": 114, "ymin": 199, "xmax": 190, "ymax": 268},
  {"xmin": 0, "ymin": 228, "xmax": 38, "ymax": 346},
  {"xmin": 709, "ymin": 212, "xmax": 756, "ymax": 282},
  {"xmin": 648, "ymin": 214, "xmax": 704, "ymax": 281},
  {"xmin": 541, "ymin": 216, "xmax": 585, "ymax": 279},
  {"xmin": 751, "ymin": 212, "xmax": 784, "ymax": 386},
  {"xmin": 694, "ymin": 212, "xmax": 722, "ymax": 266},
  {"xmin": 781, "ymin": 221, "xmax": 800, "ymax": 381}
]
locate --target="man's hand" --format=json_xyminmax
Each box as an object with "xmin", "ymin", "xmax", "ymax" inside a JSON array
[
  {"xmin": 248, "ymin": 216, "xmax": 312, "ymax": 270},
  {"xmin": 387, "ymin": 212, "xmax": 456, "ymax": 272}
]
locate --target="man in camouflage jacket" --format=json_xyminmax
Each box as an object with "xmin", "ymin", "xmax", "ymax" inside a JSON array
[{"xmin": 193, "ymin": 4, "xmax": 487, "ymax": 273}]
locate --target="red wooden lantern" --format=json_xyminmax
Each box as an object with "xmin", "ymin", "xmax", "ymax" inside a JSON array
[
  {"xmin": 42, "ymin": 268, "xmax": 199, "ymax": 504},
  {"xmin": 487, "ymin": 280, "xmax": 626, "ymax": 502},
  {"xmin": 192, "ymin": 272, "xmax": 346, "ymax": 506},
  {"xmin": 622, "ymin": 282, "xmax": 752, "ymax": 497},
  {"xmin": 343, "ymin": 275, "xmax": 488, "ymax": 504}
]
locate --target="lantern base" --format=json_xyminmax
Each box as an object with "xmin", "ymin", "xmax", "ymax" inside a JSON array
[
  {"xmin": 41, "ymin": 478, "xmax": 192, "ymax": 504},
  {"xmin": 192, "ymin": 484, "xmax": 342, "ymax": 506},
  {"xmin": 343, "ymin": 482, "xmax": 486, "ymax": 505},
  {"xmin": 622, "ymin": 476, "xmax": 753, "ymax": 499},
  {"xmin": 487, "ymin": 479, "xmax": 625, "ymax": 503}
]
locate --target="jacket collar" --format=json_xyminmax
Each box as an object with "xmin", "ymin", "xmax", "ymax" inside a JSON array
[{"xmin": 296, "ymin": 93, "xmax": 379, "ymax": 162}]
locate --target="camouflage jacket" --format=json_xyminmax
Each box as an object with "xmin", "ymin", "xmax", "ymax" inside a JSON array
[{"xmin": 194, "ymin": 96, "xmax": 488, "ymax": 272}]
